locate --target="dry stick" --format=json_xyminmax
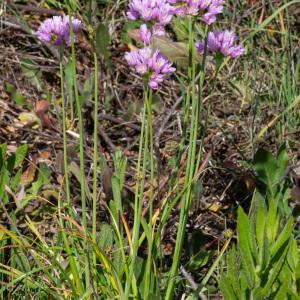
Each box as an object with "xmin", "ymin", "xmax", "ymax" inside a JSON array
[
  {"xmin": 180, "ymin": 266, "xmax": 208, "ymax": 300},
  {"xmin": 156, "ymin": 72, "xmax": 202, "ymax": 142},
  {"xmin": 99, "ymin": 114, "xmax": 141, "ymax": 131},
  {"xmin": 97, "ymin": 123, "xmax": 117, "ymax": 151},
  {"xmin": 142, "ymin": 149, "xmax": 212, "ymax": 219},
  {"xmin": 11, "ymin": 4, "xmax": 63, "ymax": 16},
  {"xmin": 0, "ymin": 120, "xmax": 63, "ymax": 141}
]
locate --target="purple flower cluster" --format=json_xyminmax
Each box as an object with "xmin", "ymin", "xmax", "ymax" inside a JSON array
[
  {"xmin": 196, "ymin": 30, "xmax": 245, "ymax": 58},
  {"xmin": 127, "ymin": 0, "xmax": 174, "ymax": 36},
  {"xmin": 140, "ymin": 24, "xmax": 152, "ymax": 45},
  {"xmin": 36, "ymin": 15, "xmax": 81, "ymax": 46},
  {"xmin": 125, "ymin": 47, "xmax": 176, "ymax": 89},
  {"xmin": 167, "ymin": 0, "xmax": 223, "ymax": 24}
]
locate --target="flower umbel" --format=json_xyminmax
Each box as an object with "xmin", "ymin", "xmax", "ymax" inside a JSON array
[
  {"xmin": 127, "ymin": 0, "xmax": 174, "ymax": 36},
  {"xmin": 125, "ymin": 47, "xmax": 176, "ymax": 90},
  {"xmin": 196, "ymin": 30, "xmax": 245, "ymax": 58},
  {"xmin": 36, "ymin": 16, "xmax": 82, "ymax": 46},
  {"xmin": 140, "ymin": 24, "xmax": 152, "ymax": 46},
  {"xmin": 167, "ymin": 0, "xmax": 223, "ymax": 24}
]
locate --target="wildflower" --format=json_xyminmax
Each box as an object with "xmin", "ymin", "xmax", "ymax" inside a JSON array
[
  {"xmin": 125, "ymin": 47, "xmax": 175, "ymax": 90},
  {"xmin": 196, "ymin": 30, "xmax": 245, "ymax": 58},
  {"xmin": 127, "ymin": 0, "xmax": 174, "ymax": 35},
  {"xmin": 140, "ymin": 24, "xmax": 152, "ymax": 45},
  {"xmin": 167, "ymin": 0, "xmax": 223, "ymax": 24},
  {"xmin": 36, "ymin": 15, "xmax": 81, "ymax": 46},
  {"xmin": 202, "ymin": 0, "xmax": 223, "ymax": 25}
]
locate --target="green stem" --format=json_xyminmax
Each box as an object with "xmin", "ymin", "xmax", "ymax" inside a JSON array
[
  {"xmin": 144, "ymin": 87, "xmax": 154, "ymax": 300},
  {"xmin": 58, "ymin": 200, "xmax": 83, "ymax": 295},
  {"xmin": 58, "ymin": 56, "xmax": 82, "ymax": 293},
  {"xmin": 125, "ymin": 91, "xmax": 148, "ymax": 298},
  {"xmin": 68, "ymin": 13, "xmax": 89, "ymax": 287},
  {"xmin": 195, "ymin": 25, "xmax": 209, "ymax": 174},
  {"xmin": 60, "ymin": 61, "xmax": 71, "ymax": 206},
  {"xmin": 165, "ymin": 18, "xmax": 207, "ymax": 300},
  {"xmin": 92, "ymin": 53, "xmax": 99, "ymax": 267}
]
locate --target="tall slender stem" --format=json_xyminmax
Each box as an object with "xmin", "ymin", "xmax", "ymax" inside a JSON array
[
  {"xmin": 92, "ymin": 52, "xmax": 99, "ymax": 266},
  {"xmin": 165, "ymin": 17, "xmax": 205, "ymax": 300},
  {"xmin": 58, "ymin": 54, "xmax": 83, "ymax": 295},
  {"xmin": 68, "ymin": 13, "xmax": 89, "ymax": 287},
  {"xmin": 144, "ymin": 87, "xmax": 154, "ymax": 300},
  {"xmin": 60, "ymin": 60, "xmax": 71, "ymax": 206},
  {"xmin": 125, "ymin": 91, "xmax": 148, "ymax": 298}
]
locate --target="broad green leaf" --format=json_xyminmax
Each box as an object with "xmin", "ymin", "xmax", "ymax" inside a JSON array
[
  {"xmin": 0, "ymin": 168, "xmax": 9, "ymax": 203},
  {"xmin": 249, "ymin": 191, "xmax": 265, "ymax": 228},
  {"xmin": 98, "ymin": 223, "xmax": 113, "ymax": 250},
  {"xmin": 226, "ymin": 247, "xmax": 241, "ymax": 298},
  {"xmin": 253, "ymin": 148, "xmax": 278, "ymax": 192},
  {"xmin": 219, "ymin": 275, "xmax": 238, "ymax": 300},
  {"xmin": 270, "ymin": 217, "xmax": 293, "ymax": 258},
  {"xmin": 30, "ymin": 163, "xmax": 51, "ymax": 196},
  {"xmin": 5, "ymin": 83, "xmax": 27, "ymax": 106},
  {"xmin": 0, "ymin": 144, "xmax": 7, "ymax": 169},
  {"xmin": 134, "ymin": 256, "xmax": 147, "ymax": 295},
  {"xmin": 261, "ymin": 243, "xmax": 289, "ymax": 296},
  {"xmin": 237, "ymin": 207, "xmax": 256, "ymax": 288},
  {"xmin": 79, "ymin": 75, "xmax": 95, "ymax": 106},
  {"xmin": 287, "ymin": 239, "xmax": 299, "ymax": 271},
  {"xmin": 95, "ymin": 23, "xmax": 111, "ymax": 64},
  {"xmin": 278, "ymin": 262, "xmax": 292, "ymax": 285},
  {"xmin": 13, "ymin": 144, "xmax": 28, "ymax": 169},
  {"xmin": 109, "ymin": 200, "xmax": 118, "ymax": 228},
  {"xmin": 113, "ymin": 150, "xmax": 127, "ymax": 191},
  {"xmin": 260, "ymin": 231, "xmax": 270, "ymax": 271},
  {"xmin": 255, "ymin": 200, "xmax": 266, "ymax": 252},
  {"xmin": 276, "ymin": 145, "xmax": 289, "ymax": 181},
  {"xmin": 21, "ymin": 58, "xmax": 42, "ymax": 91},
  {"xmin": 111, "ymin": 176, "xmax": 123, "ymax": 215},
  {"xmin": 113, "ymin": 246, "xmax": 123, "ymax": 277},
  {"xmin": 10, "ymin": 169, "xmax": 22, "ymax": 192},
  {"xmin": 266, "ymin": 198, "xmax": 279, "ymax": 243},
  {"xmin": 288, "ymin": 290, "xmax": 300, "ymax": 300}
]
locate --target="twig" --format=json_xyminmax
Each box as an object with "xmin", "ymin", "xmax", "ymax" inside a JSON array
[
  {"xmin": 98, "ymin": 124, "xmax": 116, "ymax": 151},
  {"xmin": 156, "ymin": 72, "xmax": 202, "ymax": 142},
  {"xmin": 99, "ymin": 113, "xmax": 141, "ymax": 131},
  {"xmin": 180, "ymin": 265, "xmax": 207, "ymax": 300},
  {"xmin": 10, "ymin": 3, "xmax": 62, "ymax": 16}
]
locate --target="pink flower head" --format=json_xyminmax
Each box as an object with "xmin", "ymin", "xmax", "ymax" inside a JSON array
[
  {"xmin": 196, "ymin": 30, "xmax": 245, "ymax": 59},
  {"xmin": 36, "ymin": 15, "xmax": 81, "ymax": 46},
  {"xmin": 125, "ymin": 47, "xmax": 176, "ymax": 90},
  {"xmin": 168, "ymin": 0, "xmax": 223, "ymax": 24},
  {"xmin": 127, "ymin": 0, "xmax": 174, "ymax": 36},
  {"xmin": 140, "ymin": 24, "xmax": 152, "ymax": 45}
]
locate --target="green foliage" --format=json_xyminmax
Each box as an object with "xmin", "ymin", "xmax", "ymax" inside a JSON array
[
  {"xmin": 5, "ymin": 82, "xmax": 28, "ymax": 107},
  {"xmin": 186, "ymin": 232, "xmax": 214, "ymax": 272},
  {"xmin": 95, "ymin": 22, "xmax": 111, "ymax": 65},
  {"xmin": 0, "ymin": 144, "xmax": 28, "ymax": 205},
  {"xmin": 253, "ymin": 145, "xmax": 289, "ymax": 194},
  {"xmin": 253, "ymin": 146, "xmax": 291, "ymax": 216},
  {"xmin": 21, "ymin": 58, "xmax": 43, "ymax": 91},
  {"xmin": 3, "ymin": 1, "xmax": 299, "ymax": 298},
  {"xmin": 171, "ymin": 17, "xmax": 189, "ymax": 42},
  {"xmin": 219, "ymin": 191, "xmax": 300, "ymax": 300}
]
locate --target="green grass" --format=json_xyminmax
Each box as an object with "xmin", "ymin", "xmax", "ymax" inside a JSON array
[{"xmin": 0, "ymin": 0, "xmax": 300, "ymax": 299}]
